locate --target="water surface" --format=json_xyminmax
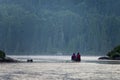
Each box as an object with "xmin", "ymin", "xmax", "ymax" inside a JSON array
[{"xmin": 0, "ymin": 56, "xmax": 120, "ymax": 80}]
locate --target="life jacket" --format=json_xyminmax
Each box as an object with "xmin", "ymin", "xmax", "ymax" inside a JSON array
[
  {"xmin": 77, "ymin": 54, "xmax": 81, "ymax": 61},
  {"xmin": 71, "ymin": 54, "xmax": 76, "ymax": 61}
]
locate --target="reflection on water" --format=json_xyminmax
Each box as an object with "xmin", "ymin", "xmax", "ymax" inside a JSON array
[{"xmin": 0, "ymin": 56, "xmax": 120, "ymax": 80}]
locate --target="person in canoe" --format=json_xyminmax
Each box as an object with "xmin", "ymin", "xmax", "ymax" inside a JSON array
[
  {"xmin": 71, "ymin": 52, "xmax": 81, "ymax": 62},
  {"xmin": 76, "ymin": 52, "xmax": 81, "ymax": 62},
  {"xmin": 71, "ymin": 53, "xmax": 76, "ymax": 61}
]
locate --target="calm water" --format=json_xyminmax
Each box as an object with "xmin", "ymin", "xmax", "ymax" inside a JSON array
[{"xmin": 0, "ymin": 56, "xmax": 120, "ymax": 80}]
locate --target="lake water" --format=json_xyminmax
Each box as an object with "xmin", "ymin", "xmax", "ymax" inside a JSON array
[{"xmin": 0, "ymin": 56, "xmax": 120, "ymax": 80}]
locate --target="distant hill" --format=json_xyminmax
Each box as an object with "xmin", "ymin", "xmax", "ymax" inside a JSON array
[{"xmin": 0, "ymin": 0, "xmax": 120, "ymax": 55}]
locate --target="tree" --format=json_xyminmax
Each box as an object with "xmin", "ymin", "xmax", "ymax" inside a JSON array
[
  {"xmin": 0, "ymin": 50, "xmax": 6, "ymax": 59},
  {"xmin": 107, "ymin": 45, "xmax": 120, "ymax": 59}
]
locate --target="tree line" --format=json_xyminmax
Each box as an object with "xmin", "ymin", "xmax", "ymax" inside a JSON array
[{"xmin": 0, "ymin": 0, "xmax": 120, "ymax": 55}]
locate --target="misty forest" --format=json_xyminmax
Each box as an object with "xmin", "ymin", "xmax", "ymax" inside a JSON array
[{"xmin": 0, "ymin": 0, "xmax": 120, "ymax": 55}]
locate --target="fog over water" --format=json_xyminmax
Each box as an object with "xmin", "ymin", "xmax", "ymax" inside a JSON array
[
  {"xmin": 9, "ymin": 55, "xmax": 98, "ymax": 63},
  {"xmin": 1, "ymin": 56, "xmax": 120, "ymax": 80}
]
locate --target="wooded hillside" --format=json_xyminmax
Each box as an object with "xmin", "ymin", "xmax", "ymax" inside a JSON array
[{"xmin": 0, "ymin": 0, "xmax": 120, "ymax": 55}]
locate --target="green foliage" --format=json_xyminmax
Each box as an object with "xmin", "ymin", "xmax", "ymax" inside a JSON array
[
  {"xmin": 107, "ymin": 45, "xmax": 120, "ymax": 59},
  {"xmin": 0, "ymin": 50, "xmax": 6, "ymax": 59},
  {"xmin": 0, "ymin": 0, "xmax": 120, "ymax": 55}
]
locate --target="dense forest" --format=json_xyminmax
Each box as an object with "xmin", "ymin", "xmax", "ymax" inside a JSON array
[{"xmin": 0, "ymin": 0, "xmax": 120, "ymax": 55}]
